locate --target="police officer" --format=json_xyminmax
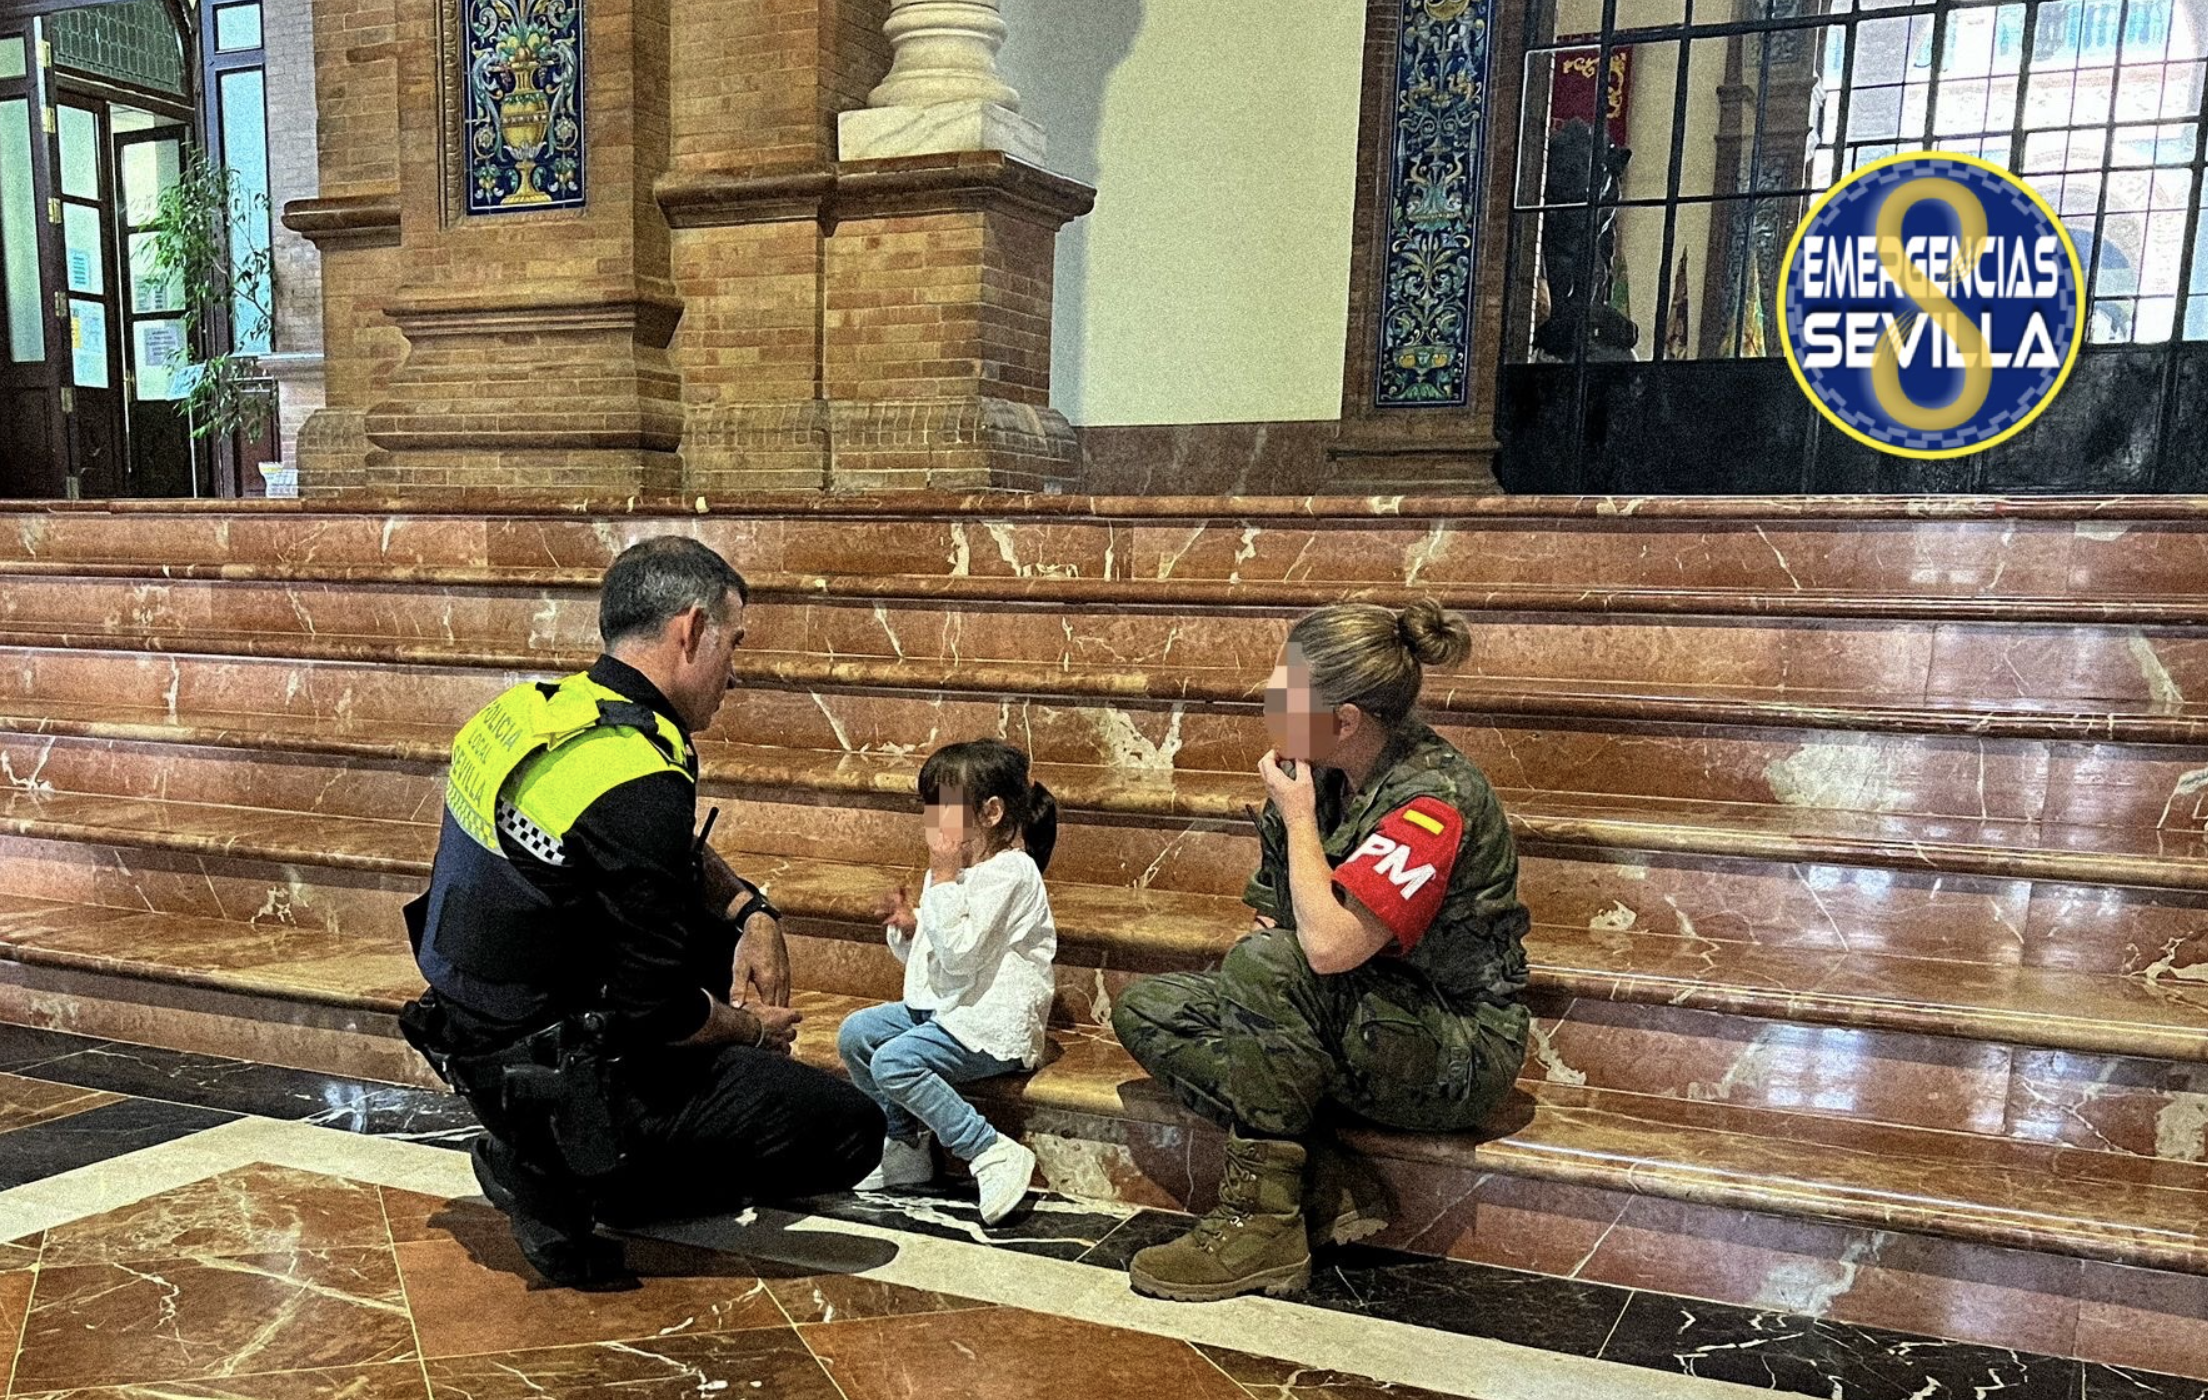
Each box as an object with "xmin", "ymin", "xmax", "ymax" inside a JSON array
[
  {"xmin": 402, "ymin": 536, "xmax": 883, "ymax": 1289},
  {"xmin": 1111, "ymin": 600, "xmax": 1531, "ymax": 1303}
]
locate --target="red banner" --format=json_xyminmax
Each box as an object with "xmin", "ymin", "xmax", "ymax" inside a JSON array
[{"xmin": 1550, "ymin": 39, "xmax": 1632, "ymax": 150}]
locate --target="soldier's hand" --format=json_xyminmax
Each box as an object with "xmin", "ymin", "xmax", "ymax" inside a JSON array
[
  {"xmin": 746, "ymin": 1002, "xmax": 804, "ymax": 1054},
  {"xmin": 733, "ymin": 915, "xmax": 792, "ymax": 1008},
  {"xmin": 1258, "ymin": 749, "xmax": 1319, "ymax": 827}
]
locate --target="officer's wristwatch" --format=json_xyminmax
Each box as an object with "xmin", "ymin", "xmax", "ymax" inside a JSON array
[{"xmin": 731, "ymin": 886, "xmax": 781, "ymax": 930}]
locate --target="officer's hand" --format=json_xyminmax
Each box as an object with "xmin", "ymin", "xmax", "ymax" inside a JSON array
[
  {"xmin": 1258, "ymin": 749, "xmax": 1319, "ymax": 827},
  {"xmin": 748, "ymin": 1002, "xmax": 803, "ymax": 1054},
  {"xmin": 732, "ymin": 914, "xmax": 791, "ymax": 1008}
]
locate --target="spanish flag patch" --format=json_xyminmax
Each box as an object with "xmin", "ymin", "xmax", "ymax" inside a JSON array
[{"xmin": 1401, "ymin": 807, "xmax": 1446, "ymax": 836}]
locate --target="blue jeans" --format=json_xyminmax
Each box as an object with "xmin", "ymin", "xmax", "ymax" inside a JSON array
[{"xmin": 836, "ymin": 1002, "xmax": 1023, "ymax": 1162}]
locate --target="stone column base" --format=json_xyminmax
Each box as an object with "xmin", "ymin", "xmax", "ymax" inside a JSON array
[
  {"xmin": 679, "ymin": 396, "xmax": 1076, "ymax": 495},
  {"xmin": 826, "ymin": 397, "xmax": 1076, "ymax": 492},
  {"xmin": 838, "ymin": 100, "xmax": 1045, "ymax": 164},
  {"xmin": 360, "ymin": 448, "xmax": 684, "ymax": 499},
  {"xmin": 295, "ymin": 408, "xmax": 375, "ymax": 498},
  {"xmin": 1323, "ymin": 439, "xmax": 1504, "ymax": 495},
  {"xmin": 363, "ymin": 290, "xmax": 687, "ymax": 499},
  {"xmin": 681, "ymin": 402, "xmax": 832, "ymax": 495}
]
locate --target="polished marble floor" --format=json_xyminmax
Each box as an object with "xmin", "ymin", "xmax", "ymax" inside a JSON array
[{"xmin": 0, "ymin": 1028, "xmax": 2197, "ymax": 1400}]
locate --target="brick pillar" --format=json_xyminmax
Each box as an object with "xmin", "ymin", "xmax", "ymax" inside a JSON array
[
  {"xmin": 663, "ymin": 154, "xmax": 1090, "ymax": 494},
  {"xmin": 289, "ymin": 0, "xmax": 1089, "ymax": 498},
  {"xmin": 281, "ymin": 0, "xmax": 404, "ymax": 496},
  {"xmin": 346, "ymin": 0, "xmax": 685, "ymax": 498}
]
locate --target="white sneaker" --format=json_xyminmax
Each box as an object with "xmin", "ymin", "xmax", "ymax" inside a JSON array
[
  {"xmin": 857, "ymin": 1133, "xmax": 935, "ymax": 1191},
  {"xmin": 971, "ymin": 1135, "xmax": 1036, "ymax": 1225}
]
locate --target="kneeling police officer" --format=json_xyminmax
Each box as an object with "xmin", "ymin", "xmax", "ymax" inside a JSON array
[{"xmin": 402, "ymin": 536, "xmax": 883, "ymax": 1288}]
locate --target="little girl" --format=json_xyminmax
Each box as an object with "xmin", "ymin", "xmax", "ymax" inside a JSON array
[{"xmin": 839, "ymin": 738, "xmax": 1059, "ymax": 1225}]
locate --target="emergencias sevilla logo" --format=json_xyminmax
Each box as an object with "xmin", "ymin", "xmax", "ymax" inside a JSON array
[{"xmin": 1779, "ymin": 152, "xmax": 2084, "ymax": 459}]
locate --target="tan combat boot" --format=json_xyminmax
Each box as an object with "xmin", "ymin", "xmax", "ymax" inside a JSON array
[
  {"xmin": 1305, "ymin": 1136, "xmax": 1392, "ymax": 1251},
  {"xmin": 1128, "ymin": 1133, "xmax": 1310, "ymax": 1302}
]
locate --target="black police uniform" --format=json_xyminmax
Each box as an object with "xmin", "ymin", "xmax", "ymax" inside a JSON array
[{"xmin": 403, "ymin": 655, "xmax": 882, "ymax": 1279}]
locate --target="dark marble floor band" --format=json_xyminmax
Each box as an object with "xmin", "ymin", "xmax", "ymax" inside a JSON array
[
  {"xmin": 0, "ymin": 1022, "xmax": 2200, "ymax": 1400},
  {"xmin": 811, "ymin": 1193, "xmax": 2208, "ymax": 1400},
  {"xmin": 0, "ymin": 1023, "xmax": 480, "ymax": 1145},
  {"xmin": 0, "ymin": 1095, "xmax": 236, "ymax": 1189}
]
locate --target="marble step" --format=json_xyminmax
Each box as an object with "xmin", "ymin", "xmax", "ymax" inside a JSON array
[
  {"xmin": 12, "ymin": 571, "xmax": 2208, "ymax": 727},
  {"xmin": 773, "ymin": 988, "xmax": 2208, "ymax": 1277},
  {"xmin": 2, "ymin": 854, "xmax": 2204, "ymax": 1208},
  {"xmin": 17, "ymin": 557, "xmax": 2208, "ymax": 628},
  {"xmin": 0, "ymin": 752, "xmax": 2200, "ymax": 1071},
  {"xmin": 10, "ymin": 705, "xmax": 2208, "ymax": 909},
  {"xmin": 15, "ymin": 629, "xmax": 2208, "ymax": 849},
  {"xmin": 5, "ymin": 496, "xmax": 2208, "ymax": 601}
]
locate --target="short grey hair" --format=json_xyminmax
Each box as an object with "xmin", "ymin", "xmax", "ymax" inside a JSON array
[{"xmin": 598, "ymin": 536, "xmax": 749, "ymax": 648}]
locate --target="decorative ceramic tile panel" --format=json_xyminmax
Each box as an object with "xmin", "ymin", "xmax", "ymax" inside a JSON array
[
  {"xmin": 1375, "ymin": 0, "xmax": 1492, "ymax": 408},
  {"xmin": 463, "ymin": 0, "xmax": 584, "ymax": 214}
]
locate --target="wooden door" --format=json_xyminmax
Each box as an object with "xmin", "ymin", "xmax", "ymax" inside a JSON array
[
  {"xmin": 113, "ymin": 120, "xmax": 190, "ymax": 494},
  {"xmin": 55, "ymin": 97, "xmax": 123, "ymax": 495}
]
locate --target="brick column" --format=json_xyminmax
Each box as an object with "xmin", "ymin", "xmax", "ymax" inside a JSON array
[
  {"xmin": 289, "ymin": 0, "xmax": 1089, "ymax": 498},
  {"xmin": 662, "ymin": 154, "xmax": 1090, "ymax": 494},
  {"xmin": 349, "ymin": 0, "xmax": 685, "ymax": 497},
  {"xmin": 281, "ymin": 0, "xmax": 405, "ymax": 495}
]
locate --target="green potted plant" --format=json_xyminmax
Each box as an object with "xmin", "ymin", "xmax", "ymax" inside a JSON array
[{"xmin": 146, "ymin": 149, "xmax": 274, "ymax": 446}]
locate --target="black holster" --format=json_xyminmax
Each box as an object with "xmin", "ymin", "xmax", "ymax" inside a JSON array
[{"xmin": 400, "ymin": 992, "xmax": 629, "ymax": 1182}]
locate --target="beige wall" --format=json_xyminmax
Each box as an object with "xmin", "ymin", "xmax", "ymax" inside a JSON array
[{"xmin": 1000, "ymin": 1, "xmax": 1367, "ymax": 426}]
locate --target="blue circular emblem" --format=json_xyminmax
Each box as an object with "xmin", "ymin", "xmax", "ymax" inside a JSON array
[{"xmin": 1779, "ymin": 152, "xmax": 2083, "ymax": 458}]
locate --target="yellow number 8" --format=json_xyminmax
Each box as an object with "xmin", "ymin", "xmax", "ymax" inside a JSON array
[{"xmin": 1869, "ymin": 176, "xmax": 1992, "ymax": 432}]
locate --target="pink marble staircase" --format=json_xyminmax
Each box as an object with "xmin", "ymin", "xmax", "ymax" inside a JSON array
[{"xmin": 1, "ymin": 495, "xmax": 2206, "ymax": 1364}]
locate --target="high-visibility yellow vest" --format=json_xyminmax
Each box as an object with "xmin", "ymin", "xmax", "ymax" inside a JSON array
[{"xmin": 407, "ymin": 672, "xmax": 695, "ymax": 1002}]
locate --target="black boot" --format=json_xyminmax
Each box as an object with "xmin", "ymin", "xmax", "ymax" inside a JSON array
[{"xmin": 470, "ymin": 1136, "xmax": 637, "ymax": 1291}]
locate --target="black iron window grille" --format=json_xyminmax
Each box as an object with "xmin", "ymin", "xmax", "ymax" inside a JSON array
[{"xmin": 1502, "ymin": 0, "xmax": 2208, "ymax": 367}]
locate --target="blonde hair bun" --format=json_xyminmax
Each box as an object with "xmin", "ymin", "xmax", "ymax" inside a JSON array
[{"xmin": 1397, "ymin": 599, "xmax": 1473, "ymax": 669}]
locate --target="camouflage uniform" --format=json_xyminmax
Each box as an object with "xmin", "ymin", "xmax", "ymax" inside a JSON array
[{"xmin": 1113, "ymin": 721, "xmax": 1531, "ymax": 1140}]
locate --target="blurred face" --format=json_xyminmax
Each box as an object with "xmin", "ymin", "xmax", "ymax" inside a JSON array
[
  {"xmin": 925, "ymin": 786, "xmax": 1007, "ymax": 856},
  {"xmin": 668, "ymin": 594, "xmax": 746, "ymax": 732},
  {"xmin": 926, "ymin": 786, "xmax": 968, "ymax": 852},
  {"xmin": 1265, "ymin": 643, "xmax": 1341, "ymax": 764}
]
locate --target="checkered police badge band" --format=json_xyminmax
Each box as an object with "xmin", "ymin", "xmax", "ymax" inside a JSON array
[{"xmin": 496, "ymin": 799, "xmax": 568, "ymax": 868}]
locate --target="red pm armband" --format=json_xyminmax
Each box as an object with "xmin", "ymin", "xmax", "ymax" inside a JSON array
[{"xmin": 1330, "ymin": 797, "xmax": 1462, "ymax": 951}]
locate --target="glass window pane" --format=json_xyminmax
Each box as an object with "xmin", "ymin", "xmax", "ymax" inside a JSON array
[
  {"xmin": 219, "ymin": 69, "xmax": 270, "ymax": 355},
  {"xmin": 69, "ymin": 297, "xmax": 108, "ymax": 387},
  {"xmin": 59, "ymin": 105, "xmax": 99, "ymax": 199},
  {"xmin": 1673, "ymin": 36, "xmax": 1734, "ymax": 198},
  {"xmin": 63, "ymin": 202, "xmax": 103, "ymax": 293},
  {"xmin": 48, "ymin": 0, "xmax": 186, "ymax": 96},
  {"xmin": 214, "ymin": 3, "xmax": 261, "ymax": 51},
  {"xmin": 119, "ymin": 136, "xmax": 178, "ymax": 227},
  {"xmin": 128, "ymin": 231, "xmax": 180, "ymax": 313},
  {"xmin": 0, "ymin": 36, "xmax": 25, "ymax": 80},
  {"xmin": 0, "ymin": 97, "xmax": 40, "ymax": 361},
  {"xmin": 132, "ymin": 316, "xmax": 184, "ymax": 399}
]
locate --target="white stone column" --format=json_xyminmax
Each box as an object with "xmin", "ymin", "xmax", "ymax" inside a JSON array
[{"xmin": 838, "ymin": 0, "xmax": 1047, "ymax": 164}]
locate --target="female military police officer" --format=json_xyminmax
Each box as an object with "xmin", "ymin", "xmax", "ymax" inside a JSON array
[{"xmin": 1111, "ymin": 600, "xmax": 1532, "ymax": 1303}]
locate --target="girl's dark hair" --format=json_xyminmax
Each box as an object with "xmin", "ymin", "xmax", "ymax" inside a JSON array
[{"xmin": 917, "ymin": 738, "xmax": 1058, "ymax": 874}]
